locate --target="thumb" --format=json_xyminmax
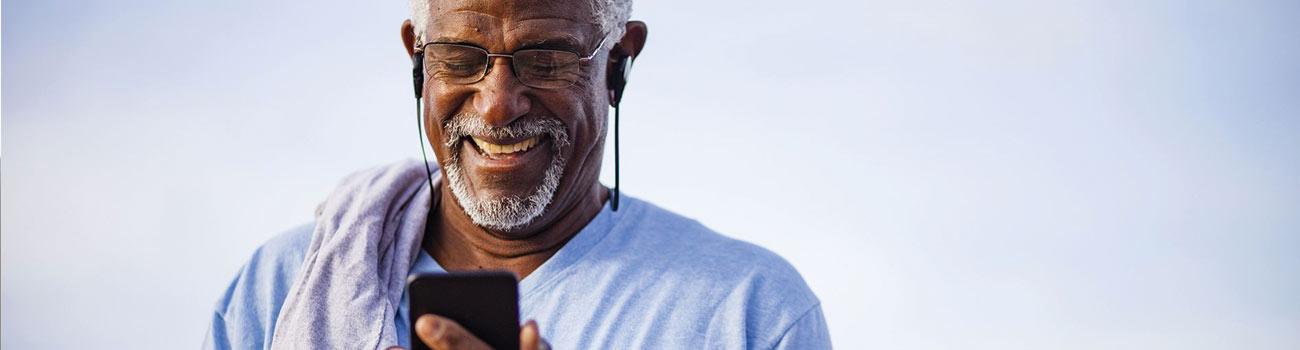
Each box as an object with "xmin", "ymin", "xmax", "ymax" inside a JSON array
[{"xmin": 520, "ymin": 320, "xmax": 542, "ymax": 350}]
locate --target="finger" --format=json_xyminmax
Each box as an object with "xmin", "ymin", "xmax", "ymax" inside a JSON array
[
  {"xmin": 520, "ymin": 320, "xmax": 541, "ymax": 350},
  {"xmin": 415, "ymin": 314, "xmax": 492, "ymax": 350}
]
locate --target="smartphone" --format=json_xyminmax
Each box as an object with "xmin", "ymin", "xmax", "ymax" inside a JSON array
[{"xmin": 406, "ymin": 271, "xmax": 520, "ymax": 350}]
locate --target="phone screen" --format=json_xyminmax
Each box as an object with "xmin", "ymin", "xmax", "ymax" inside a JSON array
[{"xmin": 407, "ymin": 272, "xmax": 520, "ymax": 350}]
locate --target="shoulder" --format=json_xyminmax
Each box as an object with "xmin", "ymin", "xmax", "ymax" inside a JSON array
[
  {"xmin": 207, "ymin": 223, "xmax": 315, "ymax": 349},
  {"xmin": 604, "ymin": 197, "xmax": 823, "ymax": 346},
  {"xmin": 617, "ymin": 197, "xmax": 817, "ymax": 303},
  {"xmin": 248, "ymin": 223, "xmax": 316, "ymax": 277},
  {"xmin": 220, "ymin": 222, "xmax": 315, "ymax": 310}
]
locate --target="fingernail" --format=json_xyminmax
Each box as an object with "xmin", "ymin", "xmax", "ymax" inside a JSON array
[
  {"xmin": 418, "ymin": 316, "xmax": 443, "ymax": 338},
  {"xmin": 428, "ymin": 318, "xmax": 444, "ymax": 338}
]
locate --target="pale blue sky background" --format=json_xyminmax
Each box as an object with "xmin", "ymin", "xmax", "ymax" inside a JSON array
[{"xmin": 3, "ymin": 0, "xmax": 1299, "ymax": 348}]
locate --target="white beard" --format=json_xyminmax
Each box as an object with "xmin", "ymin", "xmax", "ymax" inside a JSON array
[{"xmin": 440, "ymin": 114, "xmax": 570, "ymax": 231}]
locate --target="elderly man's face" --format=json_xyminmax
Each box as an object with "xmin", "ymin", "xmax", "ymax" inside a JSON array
[{"xmin": 416, "ymin": 0, "xmax": 613, "ymax": 235}]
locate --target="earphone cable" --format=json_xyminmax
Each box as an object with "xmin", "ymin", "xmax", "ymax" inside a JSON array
[
  {"xmin": 416, "ymin": 98, "xmax": 436, "ymax": 202},
  {"xmin": 612, "ymin": 104, "xmax": 620, "ymax": 211}
]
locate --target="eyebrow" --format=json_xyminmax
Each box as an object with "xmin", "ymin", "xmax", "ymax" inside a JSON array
[
  {"xmin": 427, "ymin": 37, "xmax": 477, "ymax": 47},
  {"xmin": 426, "ymin": 36, "xmax": 586, "ymax": 53},
  {"xmin": 518, "ymin": 37, "xmax": 585, "ymax": 52}
]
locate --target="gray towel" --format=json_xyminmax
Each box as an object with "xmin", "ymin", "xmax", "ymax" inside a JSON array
[{"xmin": 271, "ymin": 160, "xmax": 439, "ymax": 349}]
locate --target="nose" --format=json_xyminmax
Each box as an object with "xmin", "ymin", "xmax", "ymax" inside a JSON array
[{"xmin": 472, "ymin": 57, "xmax": 531, "ymax": 127}]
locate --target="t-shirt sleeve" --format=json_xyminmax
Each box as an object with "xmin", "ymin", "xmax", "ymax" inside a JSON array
[
  {"xmin": 203, "ymin": 261, "xmax": 278, "ymax": 350},
  {"xmin": 770, "ymin": 304, "xmax": 832, "ymax": 350},
  {"xmin": 203, "ymin": 312, "xmax": 229, "ymax": 350},
  {"xmin": 204, "ymin": 306, "xmax": 253, "ymax": 350},
  {"xmin": 201, "ymin": 224, "xmax": 314, "ymax": 350}
]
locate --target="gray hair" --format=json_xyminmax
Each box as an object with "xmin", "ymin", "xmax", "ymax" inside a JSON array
[{"xmin": 408, "ymin": 0, "xmax": 632, "ymax": 50}]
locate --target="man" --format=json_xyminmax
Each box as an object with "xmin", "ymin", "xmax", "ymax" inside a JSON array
[{"xmin": 204, "ymin": 0, "xmax": 830, "ymax": 348}]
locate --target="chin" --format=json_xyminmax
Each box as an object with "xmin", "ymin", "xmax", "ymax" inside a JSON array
[{"xmin": 444, "ymin": 156, "xmax": 566, "ymax": 233}]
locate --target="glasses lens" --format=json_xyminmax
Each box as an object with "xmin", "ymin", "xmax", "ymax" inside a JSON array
[
  {"xmin": 425, "ymin": 44, "xmax": 489, "ymax": 84},
  {"xmin": 514, "ymin": 50, "xmax": 582, "ymax": 88}
]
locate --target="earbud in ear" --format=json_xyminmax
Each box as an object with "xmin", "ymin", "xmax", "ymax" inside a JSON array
[
  {"xmin": 412, "ymin": 52, "xmax": 424, "ymax": 98},
  {"xmin": 609, "ymin": 57, "xmax": 631, "ymax": 106}
]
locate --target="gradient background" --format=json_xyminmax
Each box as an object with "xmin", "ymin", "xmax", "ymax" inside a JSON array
[{"xmin": 3, "ymin": 0, "xmax": 1299, "ymax": 348}]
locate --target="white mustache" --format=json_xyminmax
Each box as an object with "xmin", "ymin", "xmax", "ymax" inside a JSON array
[{"xmin": 442, "ymin": 113, "xmax": 570, "ymax": 150}]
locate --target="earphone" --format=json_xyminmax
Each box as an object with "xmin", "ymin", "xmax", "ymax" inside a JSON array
[
  {"xmin": 412, "ymin": 45, "xmax": 631, "ymax": 211},
  {"xmin": 412, "ymin": 51, "xmax": 425, "ymax": 97},
  {"xmin": 607, "ymin": 55, "xmax": 630, "ymax": 211},
  {"xmin": 412, "ymin": 51, "xmax": 437, "ymax": 201}
]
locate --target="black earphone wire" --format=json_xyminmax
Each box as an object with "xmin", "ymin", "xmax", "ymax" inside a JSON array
[
  {"xmin": 612, "ymin": 104, "xmax": 620, "ymax": 211},
  {"xmin": 416, "ymin": 98, "xmax": 437, "ymax": 200}
]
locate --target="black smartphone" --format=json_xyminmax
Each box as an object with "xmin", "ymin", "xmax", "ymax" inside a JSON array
[{"xmin": 406, "ymin": 271, "xmax": 520, "ymax": 350}]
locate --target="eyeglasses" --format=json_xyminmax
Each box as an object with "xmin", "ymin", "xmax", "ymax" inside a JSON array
[{"xmin": 419, "ymin": 36, "xmax": 607, "ymax": 89}]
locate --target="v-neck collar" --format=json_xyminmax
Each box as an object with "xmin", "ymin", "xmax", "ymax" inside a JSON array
[{"xmin": 408, "ymin": 196, "xmax": 626, "ymax": 300}]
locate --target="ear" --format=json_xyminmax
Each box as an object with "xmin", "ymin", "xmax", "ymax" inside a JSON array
[
  {"xmin": 608, "ymin": 21, "xmax": 648, "ymax": 107},
  {"xmin": 401, "ymin": 19, "xmax": 418, "ymax": 59}
]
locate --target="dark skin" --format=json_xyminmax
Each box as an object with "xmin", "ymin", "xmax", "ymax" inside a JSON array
[{"xmin": 394, "ymin": 0, "xmax": 647, "ymax": 348}]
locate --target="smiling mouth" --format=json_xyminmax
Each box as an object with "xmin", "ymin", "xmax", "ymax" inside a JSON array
[{"xmin": 467, "ymin": 135, "xmax": 544, "ymax": 159}]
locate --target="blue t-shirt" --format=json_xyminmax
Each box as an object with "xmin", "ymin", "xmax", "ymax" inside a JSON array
[{"xmin": 204, "ymin": 195, "xmax": 830, "ymax": 349}]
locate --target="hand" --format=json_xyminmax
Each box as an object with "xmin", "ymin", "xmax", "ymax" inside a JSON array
[{"xmin": 388, "ymin": 314, "xmax": 550, "ymax": 350}]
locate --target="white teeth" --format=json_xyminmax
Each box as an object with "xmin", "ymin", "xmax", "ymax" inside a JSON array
[{"xmin": 471, "ymin": 136, "xmax": 541, "ymax": 155}]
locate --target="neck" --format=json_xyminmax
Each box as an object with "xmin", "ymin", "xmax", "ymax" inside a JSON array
[{"xmin": 424, "ymin": 182, "xmax": 607, "ymax": 280}]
